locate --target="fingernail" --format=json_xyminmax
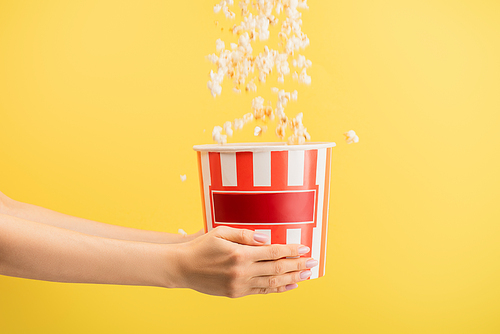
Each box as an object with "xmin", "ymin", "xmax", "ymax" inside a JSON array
[
  {"xmin": 253, "ymin": 232, "xmax": 269, "ymax": 243},
  {"xmin": 300, "ymin": 270, "xmax": 312, "ymax": 280},
  {"xmin": 306, "ymin": 259, "xmax": 318, "ymax": 268},
  {"xmin": 285, "ymin": 283, "xmax": 298, "ymax": 291},
  {"xmin": 298, "ymin": 246, "xmax": 310, "ymax": 255}
]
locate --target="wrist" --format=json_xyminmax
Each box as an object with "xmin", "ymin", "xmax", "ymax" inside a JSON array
[{"xmin": 156, "ymin": 243, "xmax": 186, "ymax": 289}]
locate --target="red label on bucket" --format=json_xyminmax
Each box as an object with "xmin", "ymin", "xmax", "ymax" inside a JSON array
[{"xmin": 212, "ymin": 190, "xmax": 315, "ymax": 224}]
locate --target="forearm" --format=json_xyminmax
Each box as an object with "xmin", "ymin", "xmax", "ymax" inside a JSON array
[
  {"xmin": 0, "ymin": 213, "xmax": 179, "ymax": 287},
  {"xmin": 0, "ymin": 191, "xmax": 188, "ymax": 244}
]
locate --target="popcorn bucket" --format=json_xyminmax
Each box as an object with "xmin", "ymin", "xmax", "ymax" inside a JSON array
[{"xmin": 193, "ymin": 142, "xmax": 335, "ymax": 279}]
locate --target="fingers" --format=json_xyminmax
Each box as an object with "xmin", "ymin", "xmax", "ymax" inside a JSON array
[
  {"xmin": 249, "ymin": 270, "xmax": 312, "ymax": 293},
  {"xmin": 250, "ymin": 257, "xmax": 318, "ymax": 277},
  {"xmin": 212, "ymin": 226, "xmax": 269, "ymax": 246},
  {"xmin": 249, "ymin": 284, "xmax": 298, "ymax": 295},
  {"xmin": 251, "ymin": 243, "xmax": 310, "ymax": 261}
]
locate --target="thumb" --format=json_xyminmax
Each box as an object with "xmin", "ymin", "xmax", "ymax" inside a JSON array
[{"xmin": 213, "ymin": 226, "xmax": 269, "ymax": 246}]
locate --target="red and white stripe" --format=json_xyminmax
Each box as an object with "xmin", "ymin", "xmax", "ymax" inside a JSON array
[{"xmin": 197, "ymin": 147, "xmax": 332, "ymax": 279}]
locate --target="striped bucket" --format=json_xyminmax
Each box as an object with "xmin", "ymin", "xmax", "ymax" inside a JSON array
[{"xmin": 193, "ymin": 142, "xmax": 335, "ymax": 279}]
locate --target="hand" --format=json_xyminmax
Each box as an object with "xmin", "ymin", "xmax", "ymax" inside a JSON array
[{"xmin": 174, "ymin": 226, "xmax": 318, "ymax": 298}]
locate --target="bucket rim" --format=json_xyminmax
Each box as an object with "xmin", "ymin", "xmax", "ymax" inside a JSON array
[{"xmin": 193, "ymin": 142, "xmax": 336, "ymax": 152}]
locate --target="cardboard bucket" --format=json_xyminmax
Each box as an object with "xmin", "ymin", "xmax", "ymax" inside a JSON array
[{"xmin": 193, "ymin": 142, "xmax": 335, "ymax": 279}]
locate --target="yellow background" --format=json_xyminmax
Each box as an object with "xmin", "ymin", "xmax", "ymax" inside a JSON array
[{"xmin": 1, "ymin": 0, "xmax": 499, "ymax": 333}]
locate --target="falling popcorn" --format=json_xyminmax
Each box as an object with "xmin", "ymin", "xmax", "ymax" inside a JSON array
[
  {"xmin": 344, "ymin": 130, "xmax": 359, "ymax": 144},
  {"xmin": 298, "ymin": 68, "xmax": 311, "ymax": 85},
  {"xmin": 245, "ymin": 79, "xmax": 257, "ymax": 92},
  {"xmin": 207, "ymin": 0, "xmax": 313, "ymax": 145},
  {"xmin": 180, "ymin": 174, "xmax": 187, "ymax": 182},
  {"xmin": 212, "ymin": 126, "xmax": 227, "ymax": 144},
  {"xmin": 223, "ymin": 121, "xmax": 233, "ymax": 137},
  {"xmin": 214, "ymin": 0, "xmax": 236, "ymax": 19},
  {"xmin": 254, "ymin": 125, "xmax": 267, "ymax": 136}
]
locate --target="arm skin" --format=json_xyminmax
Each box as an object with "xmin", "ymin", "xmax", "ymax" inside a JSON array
[
  {"xmin": 0, "ymin": 213, "xmax": 179, "ymax": 287},
  {"xmin": 0, "ymin": 191, "xmax": 201, "ymax": 244},
  {"xmin": 0, "ymin": 191, "xmax": 319, "ymax": 297}
]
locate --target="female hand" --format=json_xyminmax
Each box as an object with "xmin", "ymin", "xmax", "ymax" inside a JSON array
[{"xmin": 173, "ymin": 226, "xmax": 318, "ymax": 298}]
